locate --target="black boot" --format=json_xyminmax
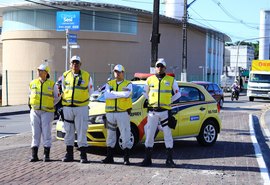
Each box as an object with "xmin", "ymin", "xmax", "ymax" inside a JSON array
[
  {"xmin": 141, "ymin": 147, "xmax": 152, "ymax": 166},
  {"xmin": 123, "ymin": 148, "xmax": 130, "ymax": 165},
  {"xmin": 62, "ymin": 146, "xmax": 74, "ymax": 162},
  {"xmin": 102, "ymin": 147, "xmax": 114, "ymax": 164},
  {"xmin": 79, "ymin": 147, "xmax": 88, "ymax": 164},
  {"xmin": 29, "ymin": 146, "xmax": 39, "ymax": 162},
  {"xmin": 166, "ymin": 148, "xmax": 176, "ymax": 168},
  {"xmin": 43, "ymin": 147, "xmax": 50, "ymax": 162}
]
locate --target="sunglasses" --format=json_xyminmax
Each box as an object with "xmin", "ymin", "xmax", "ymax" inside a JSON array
[
  {"xmin": 156, "ymin": 64, "xmax": 165, "ymax": 68},
  {"xmin": 71, "ymin": 60, "xmax": 80, "ymax": 64},
  {"xmin": 114, "ymin": 70, "xmax": 123, "ymax": 73}
]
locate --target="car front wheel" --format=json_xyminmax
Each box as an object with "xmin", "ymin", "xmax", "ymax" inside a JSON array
[
  {"xmin": 116, "ymin": 125, "xmax": 139, "ymax": 151},
  {"xmin": 197, "ymin": 120, "xmax": 218, "ymax": 146}
]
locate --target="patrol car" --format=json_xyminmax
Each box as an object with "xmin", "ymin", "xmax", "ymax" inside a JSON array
[{"xmin": 56, "ymin": 75, "xmax": 222, "ymax": 149}]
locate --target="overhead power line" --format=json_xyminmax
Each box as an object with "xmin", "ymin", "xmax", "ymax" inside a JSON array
[{"xmin": 211, "ymin": 0, "xmax": 259, "ymax": 30}]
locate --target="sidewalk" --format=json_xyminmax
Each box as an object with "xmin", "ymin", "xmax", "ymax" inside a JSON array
[{"xmin": 0, "ymin": 104, "xmax": 29, "ymax": 116}]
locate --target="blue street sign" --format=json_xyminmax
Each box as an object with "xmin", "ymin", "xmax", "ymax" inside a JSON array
[
  {"xmin": 56, "ymin": 11, "xmax": 80, "ymax": 31},
  {"xmin": 69, "ymin": 34, "xmax": 77, "ymax": 44}
]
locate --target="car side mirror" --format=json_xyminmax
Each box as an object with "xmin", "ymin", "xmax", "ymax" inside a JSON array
[{"xmin": 143, "ymin": 99, "xmax": 148, "ymax": 108}]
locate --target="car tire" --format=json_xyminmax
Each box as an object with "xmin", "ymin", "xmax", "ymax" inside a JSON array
[
  {"xmin": 116, "ymin": 125, "xmax": 139, "ymax": 151},
  {"xmin": 249, "ymin": 97, "xmax": 254, "ymax": 101},
  {"xmin": 196, "ymin": 120, "xmax": 218, "ymax": 146}
]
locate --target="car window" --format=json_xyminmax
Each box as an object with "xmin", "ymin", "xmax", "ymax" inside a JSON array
[
  {"xmin": 174, "ymin": 86, "xmax": 205, "ymax": 103},
  {"xmin": 131, "ymin": 84, "xmax": 144, "ymax": 102},
  {"xmin": 213, "ymin": 84, "xmax": 220, "ymax": 91},
  {"xmin": 94, "ymin": 84, "xmax": 144, "ymax": 103},
  {"xmin": 207, "ymin": 84, "xmax": 214, "ymax": 92}
]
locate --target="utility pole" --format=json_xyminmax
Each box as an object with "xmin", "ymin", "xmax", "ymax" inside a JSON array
[
  {"xmin": 181, "ymin": 0, "xmax": 188, "ymax": 81},
  {"xmin": 150, "ymin": 0, "xmax": 160, "ymax": 72}
]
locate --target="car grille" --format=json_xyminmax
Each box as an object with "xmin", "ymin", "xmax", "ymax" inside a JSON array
[
  {"xmin": 57, "ymin": 131, "xmax": 105, "ymax": 141},
  {"xmin": 56, "ymin": 131, "xmax": 77, "ymax": 140},
  {"xmin": 251, "ymin": 90, "xmax": 269, "ymax": 94},
  {"xmin": 89, "ymin": 132, "xmax": 105, "ymax": 139},
  {"xmin": 57, "ymin": 131, "xmax": 65, "ymax": 139}
]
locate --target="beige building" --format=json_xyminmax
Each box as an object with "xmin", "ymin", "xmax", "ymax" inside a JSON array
[{"xmin": 0, "ymin": 1, "xmax": 230, "ymax": 105}]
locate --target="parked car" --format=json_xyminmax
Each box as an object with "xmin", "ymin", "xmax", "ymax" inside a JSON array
[
  {"xmin": 192, "ymin": 81, "xmax": 224, "ymax": 108},
  {"xmin": 56, "ymin": 78, "xmax": 222, "ymax": 149}
]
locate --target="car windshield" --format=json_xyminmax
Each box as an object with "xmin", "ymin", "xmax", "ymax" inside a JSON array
[
  {"xmin": 249, "ymin": 73, "xmax": 270, "ymax": 83},
  {"xmin": 173, "ymin": 86, "xmax": 205, "ymax": 103},
  {"xmin": 92, "ymin": 83, "xmax": 144, "ymax": 103}
]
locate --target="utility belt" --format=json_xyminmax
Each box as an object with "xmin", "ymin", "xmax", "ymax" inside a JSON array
[
  {"xmin": 107, "ymin": 108, "xmax": 132, "ymax": 115},
  {"xmin": 148, "ymin": 107, "xmax": 168, "ymax": 112},
  {"xmin": 65, "ymin": 105, "xmax": 78, "ymax": 107},
  {"xmin": 58, "ymin": 107, "xmax": 75, "ymax": 124}
]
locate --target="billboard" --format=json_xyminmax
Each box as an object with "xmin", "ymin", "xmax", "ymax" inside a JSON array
[{"xmin": 56, "ymin": 11, "xmax": 80, "ymax": 31}]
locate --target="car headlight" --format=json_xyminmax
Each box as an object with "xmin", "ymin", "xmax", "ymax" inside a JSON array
[{"xmin": 88, "ymin": 115, "xmax": 106, "ymax": 124}]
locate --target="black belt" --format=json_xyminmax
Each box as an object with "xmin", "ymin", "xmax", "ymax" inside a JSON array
[
  {"xmin": 65, "ymin": 105, "xmax": 78, "ymax": 107},
  {"xmin": 148, "ymin": 108, "xmax": 168, "ymax": 112}
]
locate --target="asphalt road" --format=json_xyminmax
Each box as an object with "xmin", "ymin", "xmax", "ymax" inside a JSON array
[{"xmin": 0, "ymin": 114, "xmax": 31, "ymax": 138}]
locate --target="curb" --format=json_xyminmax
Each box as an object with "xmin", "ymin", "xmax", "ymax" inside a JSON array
[{"xmin": 0, "ymin": 110, "xmax": 29, "ymax": 117}]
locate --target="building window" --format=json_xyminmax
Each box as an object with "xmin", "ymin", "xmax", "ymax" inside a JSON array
[
  {"xmin": 95, "ymin": 11, "xmax": 119, "ymax": 32},
  {"xmin": 3, "ymin": 9, "xmax": 137, "ymax": 34}
]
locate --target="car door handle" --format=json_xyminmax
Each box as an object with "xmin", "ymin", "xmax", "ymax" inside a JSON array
[{"xmin": 200, "ymin": 107, "xmax": 206, "ymax": 111}]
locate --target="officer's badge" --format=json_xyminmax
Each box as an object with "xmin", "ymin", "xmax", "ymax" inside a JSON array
[{"xmin": 165, "ymin": 81, "xmax": 170, "ymax": 86}]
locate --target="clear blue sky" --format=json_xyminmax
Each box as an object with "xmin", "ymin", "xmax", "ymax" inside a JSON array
[
  {"xmin": 87, "ymin": 0, "xmax": 270, "ymax": 43},
  {"xmin": 5, "ymin": 0, "xmax": 270, "ymax": 43}
]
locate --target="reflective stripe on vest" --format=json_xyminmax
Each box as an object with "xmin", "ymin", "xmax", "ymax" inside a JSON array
[
  {"xmin": 62, "ymin": 70, "xmax": 90, "ymax": 107},
  {"xmin": 147, "ymin": 75, "xmax": 174, "ymax": 110},
  {"xmin": 105, "ymin": 79, "xmax": 132, "ymax": 112},
  {"xmin": 29, "ymin": 79, "xmax": 55, "ymax": 112}
]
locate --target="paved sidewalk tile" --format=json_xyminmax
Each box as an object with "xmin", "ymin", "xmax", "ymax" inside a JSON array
[{"xmin": 0, "ymin": 112, "xmax": 264, "ymax": 185}]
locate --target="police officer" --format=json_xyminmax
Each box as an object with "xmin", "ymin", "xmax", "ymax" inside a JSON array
[
  {"xmin": 102, "ymin": 64, "xmax": 133, "ymax": 165},
  {"xmin": 29, "ymin": 63, "xmax": 60, "ymax": 162},
  {"xmin": 61, "ymin": 55, "xmax": 94, "ymax": 163},
  {"xmin": 141, "ymin": 58, "xmax": 181, "ymax": 167}
]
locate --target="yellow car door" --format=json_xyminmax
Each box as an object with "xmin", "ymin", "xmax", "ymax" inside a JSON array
[{"xmin": 173, "ymin": 86, "xmax": 207, "ymax": 136}]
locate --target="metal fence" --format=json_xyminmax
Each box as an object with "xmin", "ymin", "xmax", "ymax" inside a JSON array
[{"xmin": 0, "ymin": 70, "xmax": 202, "ymax": 106}]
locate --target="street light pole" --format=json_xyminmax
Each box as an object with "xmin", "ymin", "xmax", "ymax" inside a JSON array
[
  {"xmin": 199, "ymin": 66, "xmax": 205, "ymax": 81},
  {"xmin": 181, "ymin": 0, "xmax": 188, "ymax": 82},
  {"xmin": 235, "ymin": 36, "xmax": 269, "ymax": 81},
  {"xmin": 150, "ymin": 0, "xmax": 160, "ymax": 73},
  {"xmin": 108, "ymin": 63, "xmax": 115, "ymax": 80}
]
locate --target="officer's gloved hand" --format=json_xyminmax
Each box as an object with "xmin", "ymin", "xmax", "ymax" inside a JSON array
[{"xmin": 28, "ymin": 104, "xmax": 31, "ymax": 110}]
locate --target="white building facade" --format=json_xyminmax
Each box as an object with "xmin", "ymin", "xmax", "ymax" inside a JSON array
[
  {"xmin": 225, "ymin": 45, "xmax": 254, "ymax": 70},
  {"xmin": 259, "ymin": 10, "xmax": 270, "ymax": 60}
]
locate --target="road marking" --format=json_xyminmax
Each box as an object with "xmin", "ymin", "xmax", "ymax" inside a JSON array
[
  {"xmin": 0, "ymin": 135, "xmax": 10, "ymax": 139},
  {"xmin": 249, "ymin": 114, "xmax": 270, "ymax": 184}
]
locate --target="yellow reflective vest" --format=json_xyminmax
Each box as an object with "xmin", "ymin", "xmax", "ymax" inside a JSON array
[
  {"xmin": 29, "ymin": 79, "xmax": 55, "ymax": 112},
  {"xmin": 105, "ymin": 79, "xmax": 132, "ymax": 112},
  {"xmin": 147, "ymin": 75, "xmax": 174, "ymax": 110},
  {"xmin": 62, "ymin": 70, "xmax": 90, "ymax": 107}
]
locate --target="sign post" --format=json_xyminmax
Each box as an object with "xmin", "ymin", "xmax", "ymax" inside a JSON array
[
  {"xmin": 65, "ymin": 29, "xmax": 69, "ymax": 71},
  {"xmin": 56, "ymin": 11, "xmax": 80, "ymax": 71}
]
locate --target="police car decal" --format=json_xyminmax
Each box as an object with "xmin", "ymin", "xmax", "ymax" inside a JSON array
[
  {"xmin": 172, "ymin": 101, "xmax": 208, "ymax": 113},
  {"xmin": 190, "ymin": 115, "xmax": 200, "ymax": 121}
]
